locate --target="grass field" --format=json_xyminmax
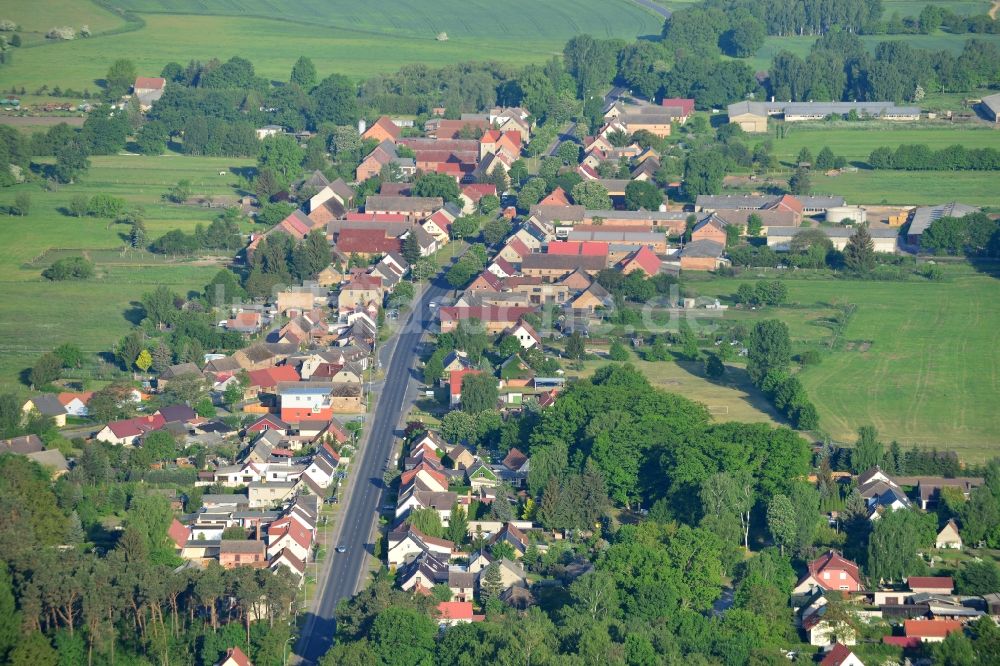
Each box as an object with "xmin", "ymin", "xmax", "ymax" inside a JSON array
[
  {"xmin": 684, "ymin": 265, "xmax": 1000, "ymax": 459},
  {"xmin": 798, "ymin": 170, "xmax": 1000, "ymax": 207},
  {"xmin": 882, "ymin": 0, "xmax": 992, "ymax": 16},
  {"xmin": 0, "ymin": 154, "xmax": 255, "ymax": 394},
  {"xmin": 746, "ymin": 31, "xmax": 1000, "ymax": 72},
  {"xmin": 767, "ymin": 125, "xmax": 1000, "ymax": 164},
  {"xmin": 565, "ymin": 351, "xmax": 783, "ymax": 427},
  {"xmin": 0, "ymin": 0, "xmax": 663, "ymax": 92}
]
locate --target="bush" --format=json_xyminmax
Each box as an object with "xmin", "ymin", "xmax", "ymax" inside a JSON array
[
  {"xmin": 87, "ymin": 194, "xmax": 127, "ymax": 218},
  {"xmin": 42, "ymin": 256, "xmax": 95, "ymax": 281},
  {"xmin": 798, "ymin": 350, "xmax": 822, "ymax": 366}
]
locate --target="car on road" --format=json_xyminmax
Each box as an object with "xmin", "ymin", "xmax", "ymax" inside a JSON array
[
  {"xmin": 335, "ymin": 546, "xmax": 347, "ymax": 553},
  {"xmin": 428, "ymin": 301, "xmax": 437, "ymax": 308}
]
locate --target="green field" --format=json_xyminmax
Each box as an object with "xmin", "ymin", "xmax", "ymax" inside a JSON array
[
  {"xmin": 768, "ymin": 125, "xmax": 1000, "ymax": 164},
  {"xmin": 685, "ymin": 266, "xmax": 1000, "ymax": 459},
  {"xmin": 0, "ymin": 154, "xmax": 254, "ymax": 394},
  {"xmin": 0, "ymin": 0, "xmax": 664, "ymax": 92},
  {"xmin": 746, "ymin": 31, "xmax": 1000, "ymax": 72},
  {"xmin": 566, "ymin": 351, "xmax": 783, "ymax": 427},
  {"xmin": 801, "ymin": 170, "xmax": 1000, "ymax": 207},
  {"xmin": 881, "ymin": 0, "xmax": 992, "ymax": 17}
]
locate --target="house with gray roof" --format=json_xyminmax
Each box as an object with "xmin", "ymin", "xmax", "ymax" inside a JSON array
[{"xmin": 766, "ymin": 225, "xmax": 898, "ymax": 253}]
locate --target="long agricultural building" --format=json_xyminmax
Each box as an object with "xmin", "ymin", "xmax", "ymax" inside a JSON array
[{"xmin": 728, "ymin": 101, "xmax": 921, "ymax": 132}]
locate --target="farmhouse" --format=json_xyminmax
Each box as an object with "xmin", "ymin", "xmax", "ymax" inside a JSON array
[
  {"xmin": 679, "ymin": 240, "xmax": 727, "ymax": 271},
  {"xmin": 521, "ymin": 254, "xmax": 606, "ymax": 281},
  {"xmin": 982, "ymin": 92, "xmax": 1000, "ymax": 123},
  {"xmin": 364, "ymin": 195, "xmax": 443, "ymax": 223},
  {"xmin": 766, "ymin": 226, "xmax": 899, "ymax": 253},
  {"xmin": 133, "ymin": 76, "xmax": 166, "ymax": 110},
  {"xmin": 905, "ymin": 202, "xmax": 980, "ymax": 247}
]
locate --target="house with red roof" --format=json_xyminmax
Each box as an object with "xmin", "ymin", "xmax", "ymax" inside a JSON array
[
  {"xmin": 619, "ymin": 245, "xmax": 662, "ymax": 276},
  {"xmin": 247, "ymin": 210, "xmax": 318, "ymax": 255},
  {"xmin": 486, "ymin": 256, "xmax": 515, "ymax": 279},
  {"xmin": 497, "ymin": 237, "xmax": 532, "ymax": 265},
  {"xmin": 436, "ymin": 601, "xmax": 485, "ymax": 627},
  {"xmin": 467, "ymin": 270, "xmax": 505, "ymax": 293},
  {"xmin": 421, "ymin": 207, "xmax": 460, "ymax": 244},
  {"xmin": 361, "ymin": 115, "xmax": 401, "ymax": 144},
  {"xmin": 819, "ymin": 643, "xmax": 864, "ymax": 666},
  {"xmin": 794, "ymin": 551, "xmax": 864, "ymax": 594},
  {"xmin": 505, "ymin": 318, "xmax": 541, "ymax": 350},
  {"xmin": 460, "ymin": 183, "xmax": 497, "ymax": 213},
  {"xmin": 438, "ymin": 305, "xmax": 538, "ymax": 334},
  {"xmin": 246, "ymin": 414, "xmax": 289, "ymax": 437},
  {"xmin": 539, "ymin": 187, "xmax": 571, "ymax": 207},
  {"xmin": 388, "ymin": 524, "xmax": 455, "ymax": 568},
  {"xmin": 903, "ymin": 619, "xmax": 963, "ymax": 643},
  {"xmin": 57, "ymin": 391, "xmax": 93, "ymax": 417},
  {"xmin": 246, "ymin": 366, "xmax": 301, "ymax": 399},
  {"xmin": 768, "ymin": 194, "xmax": 804, "ymax": 221},
  {"xmin": 168, "ymin": 518, "xmax": 190, "ymax": 549},
  {"xmin": 547, "ymin": 241, "xmax": 609, "ymax": 258},
  {"xmin": 95, "ymin": 413, "xmax": 166, "ymax": 446},
  {"xmin": 659, "ymin": 97, "xmax": 695, "ymax": 123},
  {"xmin": 217, "ymin": 646, "xmax": 253, "ymax": 666},
  {"xmin": 907, "ymin": 576, "xmax": 954, "ymax": 594},
  {"xmin": 336, "ymin": 228, "xmax": 402, "ymax": 258},
  {"xmin": 266, "ymin": 517, "xmax": 313, "ymax": 563},
  {"xmin": 133, "ymin": 76, "xmax": 166, "ymax": 109},
  {"xmin": 449, "ymin": 368, "xmax": 483, "ymax": 406}
]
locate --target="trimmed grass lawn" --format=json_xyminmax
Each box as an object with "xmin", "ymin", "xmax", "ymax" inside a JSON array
[
  {"xmin": 801, "ymin": 170, "xmax": 1000, "ymax": 207},
  {"xmin": 0, "ymin": 153, "xmax": 254, "ymax": 394},
  {"xmin": 685, "ymin": 265, "xmax": 1000, "ymax": 459},
  {"xmin": 881, "ymin": 0, "xmax": 992, "ymax": 17},
  {"xmin": 0, "ymin": 0, "xmax": 663, "ymax": 91},
  {"xmin": 565, "ymin": 351, "xmax": 783, "ymax": 427}
]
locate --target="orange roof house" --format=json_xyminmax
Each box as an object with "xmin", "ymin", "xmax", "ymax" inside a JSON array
[
  {"xmin": 793, "ymin": 550, "xmax": 863, "ymax": 593},
  {"xmin": 903, "ymin": 619, "xmax": 963, "ymax": 642},
  {"xmin": 362, "ymin": 116, "xmax": 401, "ymax": 144},
  {"xmin": 619, "ymin": 245, "xmax": 661, "ymax": 276},
  {"xmin": 539, "ymin": 187, "xmax": 570, "ymax": 207}
]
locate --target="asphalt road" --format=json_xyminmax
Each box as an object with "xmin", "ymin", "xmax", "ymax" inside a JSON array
[
  {"xmin": 632, "ymin": 0, "xmax": 671, "ymax": 19},
  {"xmin": 294, "ymin": 276, "xmax": 449, "ymax": 664}
]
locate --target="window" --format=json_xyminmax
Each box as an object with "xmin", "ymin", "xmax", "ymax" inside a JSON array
[
  {"xmin": 823, "ymin": 572, "xmax": 830, "ymax": 580},
  {"xmin": 839, "ymin": 572, "xmax": 846, "ymax": 580}
]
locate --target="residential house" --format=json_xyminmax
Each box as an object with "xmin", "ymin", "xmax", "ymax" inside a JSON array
[
  {"xmin": 246, "ymin": 366, "xmax": 301, "ymax": 400},
  {"xmin": 438, "ymin": 306, "xmax": 538, "ymax": 335},
  {"xmin": 794, "ymin": 551, "xmax": 864, "ymax": 594},
  {"xmin": 487, "ymin": 256, "xmax": 515, "ymax": 279},
  {"xmin": 496, "ymin": 236, "xmax": 532, "ymax": 266},
  {"xmin": 25, "ymin": 449, "xmax": 70, "ymax": 478},
  {"xmin": 449, "ymin": 368, "xmax": 483, "ymax": 407},
  {"xmin": 227, "ymin": 311, "xmax": 262, "ymax": 335},
  {"xmin": 659, "ymin": 97, "xmax": 695, "ymax": 123},
  {"xmin": 446, "ymin": 444, "xmax": 475, "ymax": 470},
  {"xmin": 397, "ymin": 552, "xmax": 449, "ymax": 593},
  {"xmin": 217, "ymin": 646, "xmax": 253, "ymax": 666},
  {"xmin": 22, "ymin": 394, "xmax": 68, "ymax": 427},
  {"xmin": 337, "ymin": 274, "xmax": 383, "ymax": 312},
  {"xmin": 915, "ymin": 477, "xmax": 983, "ymax": 510},
  {"xmin": 361, "ymin": 116, "xmax": 401, "ymax": 144},
  {"xmin": 336, "ymin": 228, "xmax": 403, "ymax": 258},
  {"xmin": 936, "ymin": 520, "xmax": 962, "ymax": 549},
  {"xmin": 467, "ymin": 460, "xmax": 499, "ymax": 489},
  {"xmin": 908, "ymin": 577, "xmax": 954, "ymax": 595},
  {"xmin": 459, "ymin": 183, "xmax": 497, "ymax": 213},
  {"xmin": 857, "ymin": 467, "xmax": 911, "ymax": 518},
  {"xmin": 618, "ymin": 245, "xmax": 662, "ymax": 276},
  {"xmin": 246, "ymin": 210, "xmax": 318, "ymax": 255},
  {"xmin": 56, "ymin": 391, "xmax": 93, "ymax": 417},
  {"xmin": 133, "ymin": 76, "xmax": 166, "ymax": 110},
  {"xmin": 820, "ymin": 644, "xmax": 865, "ymax": 666},
  {"xmin": 568, "ymin": 282, "xmax": 613, "ymax": 314},
  {"xmin": 96, "ymin": 414, "xmax": 166, "ymax": 446},
  {"xmin": 678, "ymin": 240, "xmax": 727, "ymax": 271},
  {"xmin": 448, "ymin": 570, "xmax": 477, "ymax": 602},
  {"xmin": 364, "ymin": 195, "xmax": 443, "ymax": 223},
  {"xmin": 903, "ymin": 619, "xmax": 963, "ymax": 643},
  {"xmin": 436, "ymin": 601, "xmax": 485, "ymax": 627},
  {"xmin": 278, "ymin": 382, "xmax": 333, "ymax": 423},
  {"xmin": 395, "ymin": 487, "xmax": 458, "ymax": 525},
  {"xmin": 488, "ymin": 523, "xmax": 529, "ymax": 559},
  {"xmin": 266, "ymin": 518, "xmax": 312, "ymax": 562},
  {"xmin": 218, "ymin": 540, "xmax": 267, "ymax": 568},
  {"xmin": 246, "ymin": 414, "xmax": 290, "ymax": 438},
  {"xmin": 421, "ymin": 204, "xmax": 461, "ymax": 244},
  {"xmin": 387, "ymin": 524, "xmax": 455, "ymax": 568},
  {"xmin": 521, "ymin": 254, "xmax": 606, "ymax": 281},
  {"xmin": 505, "ymin": 319, "xmax": 541, "ymax": 349}
]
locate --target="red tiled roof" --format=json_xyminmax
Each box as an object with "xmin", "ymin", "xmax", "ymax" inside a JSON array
[
  {"xmin": 337, "ymin": 228, "xmax": 402, "ymax": 254},
  {"xmin": 503, "ymin": 237, "xmax": 530, "ymax": 259},
  {"xmin": 472, "ymin": 271, "xmax": 504, "ymax": 291},
  {"xmin": 819, "ymin": 644, "xmax": 855, "ymax": 666},
  {"xmin": 344, "ymin": 212, "xmax": 408, "ymax": 223},
  {"xmin": 449, "ymin": 368, "xmax": 482, "ymax": 397},
  {"xmin": 771, "ymin": 194, "xmax": 804, "ymax": 215},
  {"xmin": 908, "ymin": 576, "xmax": 954, "ymax": 590},
  {"xmin": 168, "ymin": 519, "xmax": 189, "ymax": 548},
  {"xmin": 547, "ymin": 241, "xmax": 608, "ymax": 257},
  {"xmin": 248, "ymin": 365, "xmax": 300, "ymax": 389},
  {"xmin": 503, "ymin": 447, "xmax": 528, "ymax": 470},
  {"xmin": 462, "ymin": 183, "xmax": 497, "ymax": 201},
  {"xmin": 343, "ymin": 273, "xmax": 383, "ymax": 290},
  {"xmin": 107, "ymin": 414, "xmax": 165, "ymax": 438},
  {"xmin": 223, "ymin": 646, "xmax": 253, "ymax": 666},
  {"xmin": 57, "ymin": 391, "xmax": 93, "ymax": 406},
  {"xmin": 363, "ymin": 116, "xmax": 401, "ymax": 141},
  {"xmin": 808, "ymin": 550, "xmax": 860, "ymax": 584},
  {"xmin": 270, "ymin": 547, "xmax": 306, "ymax": 575},
  {"xmin": 622, "ymin": 245, "xmax": 661, "ymax": 275},
  {"xmin": 539, "ymin": 187, "xmax": 570, "ymax": 206},
  {"xmin": 490, "ymin": 257, "xmax": 514, "ymax": 275},
  {"xmin": 904, "ymin": 619, "xmax": 963, "ymax": 638},
  {"xmin": 438, "ymin": 306, "xmax": 537, "ymax": 325},
  {"xmin": 437, "ymin": 601, "xmax": 478, "ymax": 620},
  {"xmin": 883, "ymin": 636, "xmax": 921, "ymax": 648},
  {"xmin": 268, "ymin": 518, "xmax": 313, "ymax": 551},
  {"xmin": 248, "ymin": 414, "xmax": 289, "ymax": 432},
  {"xmin": 400, "ymin": 463, "xmax": 448, "ymax": 490},
  {"xmin": 134, "ymin": 76, "xmax": 166, "ymax": 90},
  {"xmin": 480, "ymin": 130, "xmax": 501, "ymax": 144},
  {"xmin": 660, "ymin": 98, "xmax": 695, "ymax": 116}
]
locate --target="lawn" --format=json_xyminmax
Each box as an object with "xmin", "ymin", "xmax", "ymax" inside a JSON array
[
  {"xmin": 684, "ymin": 265, "xmax": 1000, "ymax": 459},
  {"xmin": 801, "ymin": 170, "xmax": 1000, "ymax": 207},
  {"xmin": 766, "ymin": 125, "xmax": 1000, "ymax": 164},
  {"xmin": 881, "ymin": 0, "xmax": 992, "ymax": 17},
  {"xmin": 0, "ymin": 0, "xmax": 663, "ymax": 91},
  {"xmin": 565, "ymin": 350, "xmax": 784, "ymax": 427},
  {"xmin": 0, "ymin": 153, "xmax": 255, "ymax": 394}
]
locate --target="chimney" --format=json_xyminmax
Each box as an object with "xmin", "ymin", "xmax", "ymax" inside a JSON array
[
  {"xmin": 256, "ymin": 521, "xmax": 261, "ymax": 541},
  {"xmin": 358, "ymin": 119, "xmax": 367, "ymax": 135}
]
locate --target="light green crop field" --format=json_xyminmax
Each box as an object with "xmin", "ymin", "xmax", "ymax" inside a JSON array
[
  {"xmin": 0, "ymin": 153, "xmax": 254, "ymax": 393},
  {"xmin": 767, "ymin": 125, "xmax": 1000, "ymax": 164},
  {"xmin": 685, "ymin": 266, "xmax": 1000, "ymax": 459},
  {"xmin": 881, "ymin": 0, "xmax": 992, "ymax": 17},
  {"xmin": 0, "ymin": 0, "xmax": 663, "ymax": 92},
  {"xmin": 802, "ymin": 170, "xmax": 1000, "ymax": 207}
]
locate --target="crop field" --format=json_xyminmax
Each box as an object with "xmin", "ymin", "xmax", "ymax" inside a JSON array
[
  {"xmin": 767, "ymin": 125, "xmax": 1000, "ymax": 164},
  {"xmin": 881, "ymin": 0, "xmax": 992, "ymax": 17},
  {"xmin": 0, "ymin": 154, "xmax": 254, "ymax": 393},
  {"xmin": 0, "ymin": 0, "xmax": 663, "ymax": 92},
  {"xmin": 685, "ymin": 265, "xmax": 1000, "ymax": 459},
  {"xmin": 801, "ymin": 170, "xmax": 1000, "ymax": 207}
]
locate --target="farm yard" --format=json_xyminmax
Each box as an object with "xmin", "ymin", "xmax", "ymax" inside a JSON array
[
  {"xmin": 0, "ymin": 154, "xmax": 254, "ymax": 394},
  {"xmin": 685, "ymin": 265, "xmax": 1000, "ymax": 459},
  {"xmin": 0, "ymin": 0, "xmax": 664, "ymax": 92}
]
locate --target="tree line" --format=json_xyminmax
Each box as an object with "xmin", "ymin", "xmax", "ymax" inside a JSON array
[{"xmin": 868, "ymin": 143, "xmax": 1000, "ymax": 170}]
